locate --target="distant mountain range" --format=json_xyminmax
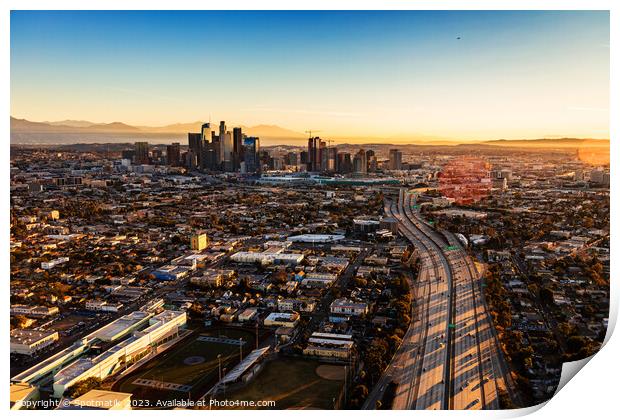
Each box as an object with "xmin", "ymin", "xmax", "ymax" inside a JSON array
[
  {"xmin": 10, "ymin": 117, "xmax": 609, "ymax": 147},
  {"xmin": 482, "ymin": 138, "xmax": 609, "ymax": 148},
  {"xmin": 10, "ymin": 117, "xmax": 306, "ymax": 139}
]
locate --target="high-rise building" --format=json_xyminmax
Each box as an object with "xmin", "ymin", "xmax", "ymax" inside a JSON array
[
  {"xmin": 337, "ymin": 152, "xmax": 352, "ymax": 174},
  {"xmin": 224, "ymin": 131, "xmax": 234, "ymax": 171},
  {"xmin": 353, "ymin": 149, "xmax": 367, "ymax": 174},
  {"xmin": 326, "ymin": 147, "xmax": 338, "ymax": 172},
  {"xmin": 121, "ymin": 149, "xmax": 135, "ymax": 162},
  {"xmin": 188, "ymin": 133, "xmax": 202, "ymax": 169},
  {"xmin": 218, "ymin": 121, "xmax": 233, "ymax": 170},
  {"xmin": 134, "ymin": 142, "xmax": 149, "ymax": 165},
  {"xmin": 300, "ymin": 151, "xmax": 309, "ymax": 166},
  {"xmin": 151, "ymin": 148, "xmax": 163, "ymax": 164},
  {"xmin": 233, "ymin": 127, "xmax": 243, "ymax": 169},
  {"xmin": 368, "ymin": 155, "xmax": 378, "ymax": 172},
  {"xmin": 389, "ymin": 149, "xmax": 402, "ymax": 170},
  {"xmin": 201, "ymin": 123, "xmax": 211, "ymax": 142},
  {"xmin": 285, "ymin": 152, "xmax": 298, "ymax": 167},
  {"xmin": 202, "ymin": 141, "xmax": 219, "ymax": 171},
  {"xmin": 318, "ymin": 140, "xmax": 327, "ymax": 171},
  {"xmin": 185, "ymin": 151, "xmax": 198, "ymax": 169},
  {"xmin": 243, "ymin": 137, "xmax": 260, "ymax": 173},
  {"xmin": 166, "ymin": 143, "xmax": 181, "ymax": 166},
  {"xmin": 307, "ymin": 137, "xmax": 319, "ymax": 171}
]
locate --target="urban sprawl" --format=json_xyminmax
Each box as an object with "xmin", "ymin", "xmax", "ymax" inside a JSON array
[{"xmin": 10, "ymin": 122, "xmax": 610, "ymax": 410}]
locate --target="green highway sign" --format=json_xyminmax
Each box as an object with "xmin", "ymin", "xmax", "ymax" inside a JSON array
[{"xmin": 448, "ymin": 323, "xmax": 456, "ymax": 328}]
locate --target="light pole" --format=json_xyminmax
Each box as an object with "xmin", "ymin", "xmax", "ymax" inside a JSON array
[{"xmin": 217, "ymin": 354, "xmax": 222, "ymax": 382}]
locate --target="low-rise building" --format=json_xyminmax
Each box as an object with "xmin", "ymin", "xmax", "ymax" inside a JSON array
[
  {"xmin": 52, "ymin": 310, "xmax": 187, "ymax": 397},
  {"xmin": 303, "ymin": 332, "xmax": 354, "ymax": 360},
  {"xmin": 230, "ymin": 251, "xmax": 304, "ymax": 266},
  {"xmin": 10, "ymin": 383, "xmax": 39, "ymax": 410},
  {"xmin": 64, "ymin": 390, "xmax": 133, "ymax": 410},
  {"xmin": 238, "ymin": 308, "xmax": 258, "ymax": 322},
  {"xmin": 85, "ymin": 300, "xmax": 123, "ymax": 313},
  {"xmin": 330, "ymin": 298, "xmax": 368, "ymax": 316},
  {"xmin": 263, "ymin": 311, "xmax": 300, "ymax": 328},
  {"xmin": 41, "ymin": 257, "xmax": 69, "ymax": 270},
  {"xmin": 190, "ymin": 232, "xmax": 209, "ymax": 251},
  {"xmin": 11, "ymin": 305, "xmax": 59, "ymax": 318},
  {"xmin": 11, "ymin": 329, "xmax": 59, "ymax": 355}
]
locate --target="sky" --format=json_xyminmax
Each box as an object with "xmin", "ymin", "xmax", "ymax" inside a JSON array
[{"xmin": 10, "ymin": 10, "xmax": 610, "ymax": 140}]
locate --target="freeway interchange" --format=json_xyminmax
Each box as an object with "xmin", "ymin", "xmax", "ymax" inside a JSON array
[{"xmin": 365, "ymin": 189, "xmax": 510, "ymax": 410}]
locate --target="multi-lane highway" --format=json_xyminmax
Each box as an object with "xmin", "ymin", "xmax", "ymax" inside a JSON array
[{"xmin": 365, "ymin": 189, "xmax": 511, "ymax": 410}]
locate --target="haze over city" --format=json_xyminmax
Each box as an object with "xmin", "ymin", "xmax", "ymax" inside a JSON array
[
  {"xmin": 11, "ymin": 10, "xmax": 609, "ymax": 141},
  {"xmin": 9, "ymin": 8, "xmax": 610, "ymax": 412}
]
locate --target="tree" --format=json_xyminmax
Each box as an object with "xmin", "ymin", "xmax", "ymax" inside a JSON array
[
  {"xmin": 540, "ymin": 287, "xmax": 554, "ymax": 305},
  {"xmin": 352, "ymin": 384, "xmax": 369, "ymax": 400},
  {"xmin": 11, "ymin": 315, "xmax": 29, "ymax": 329},
  {"xmin": 65, "ymin": 377, "xmax": 102, "ymax": 398}
]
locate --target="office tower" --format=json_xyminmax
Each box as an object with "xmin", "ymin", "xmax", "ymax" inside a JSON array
[
  {"xmin": 134, "ymin": 142, "xmax": 149, "ymax": 165},
  {"xmin": 389, "ymin": 148, "xmax": 403, "ymax": 170},
  {"xmin": 151, "ymin": 148, "xmax": 163, "ymax": 164},
  {"xmin": 224, "ymin": 131, "xmax": 234, "ymax": 171},
  {"xmin": 121, "ymin": 149, "xmax": 135, "ymax": 162},
  {"xmin": 271, "ymin": 157, "xmax": 284, "ymax": 171},
  {"xmin": 318, "ymin": 140, "xmax": 327, "ymax": 171},
  {"xmin": 307, "ymin": 137, "xmax": 318, "ymax": 171},
  {"xmin": 306, "ymin": 137, "xmax": 324, "ymax": 172},
  {"xmin": 285, "ymin": 152, "xmax": 298, "ymax": 167},
  {"xmin": 337, "ymin": 152, "xmax": 352, "ymax": 174},
  {"xmin": 203, "ymin": 141, "xmax": 219, "ymax": 171},
  {"xmin": 326, "ymin": 147, "xmax": 338, "ymax": 172},
  {"xmin": 300, "ymin": 151, "xmax": 309, "ymax": 165},
  {"xmin": 244, "ymin": 137, "xmax": 260, "ymax": 173},
  {"xmin": 219, "ymin": 121, "xmax": 226, "ymax": 141},
  {"xmin": 354, "ymin": 149, "xmax": 367, "ymax": 173},
  {"xmin": 368, "ymin": 156, "xmax": 378, "ymax": 172},
  {"xmin": 201, "ymin": 123, "xmax": 211, "ymax": 141},
  {"xmin": 217, "ymin": 121, "xmax": 233, "ymax": 170},
  {"xmin": 320, "ymin": 146, "xmax": 329, "ymax": 171},
  {"xmin": 185, "ymin": 151, "xmax": 198, "ymax": 169},
  {"xmin": 233, "ymin": 127, "xmax": 243, "ymax": 170},
  {"xmin": 218, "ymin": 121, "xmax": 226, "ymax": 164},
  {"xmin": 166, "ymin": 143, "xmax": 181, "ymax": 166},
  {"xmin": 353, "ymin": 155, "xmax": 362, "ymax": 173},
  {"xmin": 188, "ymin": 133, "xmax": 202, "ymax": 168}
]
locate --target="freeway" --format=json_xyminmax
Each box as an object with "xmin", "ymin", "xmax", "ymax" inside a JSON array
[{"xmin": 365, "ymin": 189, "xmax": 509, "ymax": 410}]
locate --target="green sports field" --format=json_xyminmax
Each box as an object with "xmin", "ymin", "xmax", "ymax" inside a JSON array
[
  {"xmin": 215, "ymin": 357, "xmax": 345, "ymax": 409},
  {"xmin": 114, "ymin": 328, "xmax": 254, "ymax": 401}
]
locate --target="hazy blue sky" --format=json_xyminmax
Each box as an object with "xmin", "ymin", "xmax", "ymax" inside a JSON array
[{"xmin": 11, "ymin": 10, "xmax": 609, "ymax": 139}]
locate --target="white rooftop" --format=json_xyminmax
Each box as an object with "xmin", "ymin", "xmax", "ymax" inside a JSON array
[
  {"xmin": 287, "ymin": 234, "xmax": 345, "ymax": 243},
  {"xmin": 93, "ymin": 311, "xmax": 150, "ymax": 342}
]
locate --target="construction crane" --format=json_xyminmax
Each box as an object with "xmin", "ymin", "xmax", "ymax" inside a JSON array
[{"xmin": 305, "ymin": 130, "xmax": 321, "ymax": 139}]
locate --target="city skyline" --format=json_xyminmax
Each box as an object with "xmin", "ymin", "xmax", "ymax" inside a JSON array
[{"xmin": 11, "ymin": 10, "xmax": 609, "ymax": 141}]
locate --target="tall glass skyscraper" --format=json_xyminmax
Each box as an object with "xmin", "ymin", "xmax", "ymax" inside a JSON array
[{"xmin": 243, "ymin": 137, "xmax": 260, "ymax": 173}]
